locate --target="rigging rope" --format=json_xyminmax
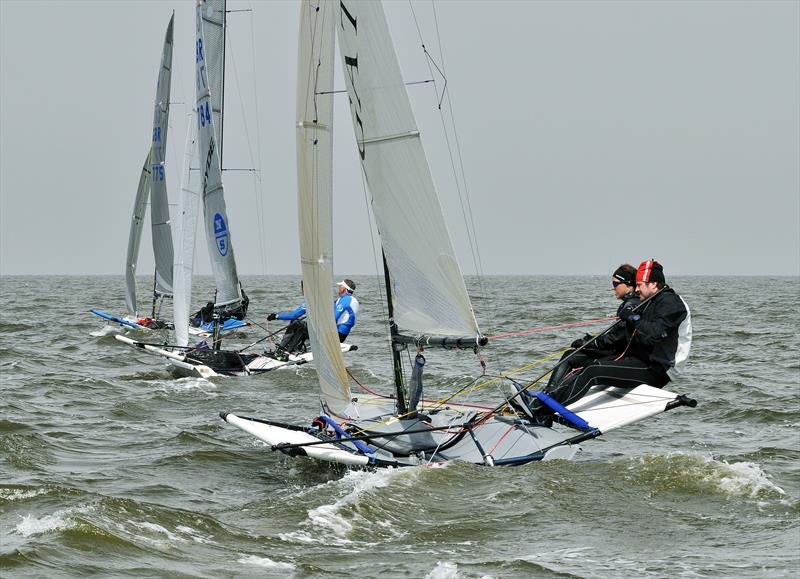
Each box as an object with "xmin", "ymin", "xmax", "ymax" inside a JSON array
[{"xmin": 487, "ymin": 316, "xmax": 617, "ymax": 341}]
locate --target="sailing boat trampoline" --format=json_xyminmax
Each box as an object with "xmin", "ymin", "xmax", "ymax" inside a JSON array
[{"xmin": 220, "ymin": 0, "xmax": 696, "ymax": 467}]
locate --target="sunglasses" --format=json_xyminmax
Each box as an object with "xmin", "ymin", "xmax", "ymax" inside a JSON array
[{"xmin": 612, "ymin": 280, "xmax": 631, "ymax": 288}]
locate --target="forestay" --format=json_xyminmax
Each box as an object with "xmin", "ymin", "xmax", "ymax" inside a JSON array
[
  {"xmin": 196, "ymin": 0, "xmax": 241, "ymax": 307},
  {"xmin": 124, "ymin": 150, "xmax": 152, "ymax": 317},
  {"xmin": 150, "ymin": 13, "xmax": 175, "ymax": 298},
  {"xmin": 336, "ymin": 0, "xmax": 479, "ymax": 338},
  {"xmin": 296, "ymin": 0, "xmax": 353, "ymax": 416}
]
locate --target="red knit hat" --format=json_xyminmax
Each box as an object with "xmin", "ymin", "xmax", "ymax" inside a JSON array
[{"xmin": 636, "ymin": 259, "xmax": 665, "ymax": 284}]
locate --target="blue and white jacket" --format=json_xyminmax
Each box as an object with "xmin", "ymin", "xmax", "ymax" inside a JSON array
[
  {"xmin": 334, "ymin": 294, "xmax": 359, "ymax": 337},
  {"xmin": 276, "ymin": 304, "xmax": 307, "ymax": 321}
]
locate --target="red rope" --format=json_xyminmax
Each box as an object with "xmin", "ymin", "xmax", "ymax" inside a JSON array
[{"xmin": 487, "ymin": 316, "xmax": 617, "ymax": 341}]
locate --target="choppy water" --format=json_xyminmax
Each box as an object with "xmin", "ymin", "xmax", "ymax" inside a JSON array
[{"xmin": 1, "ymin": 275, "xmax": 798, "ymax": 578}]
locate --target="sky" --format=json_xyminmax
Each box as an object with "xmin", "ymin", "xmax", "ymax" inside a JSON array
[{"xmin": 1, "ymin": 0, "xmax": 798, "ymax": 277}]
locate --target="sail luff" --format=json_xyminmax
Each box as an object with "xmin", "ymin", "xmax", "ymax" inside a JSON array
[
  {"xmin": 150, "ymin": 13, "xmax": 175, "ymax": 297},
  {"xmin": 335, "ymin": 0, "xmax": 480, "ymax": 338},
  {"xmin": 200, "ymin": 0, "xmax": 226, "ymax": 165},
  {"xmin": 173, "ymin": 114, "xmax": 202, "ymax": 347},
  {"xmin": 297, "ymin": 0, "xmax": 353, "ymax": 416},
  {"xmin": 125, "ymin": 149, "xmax": 153, "ymax": 317},
  {"xmin": 196, "ymin": 0, "xmax": 241, "ymax": 307}
]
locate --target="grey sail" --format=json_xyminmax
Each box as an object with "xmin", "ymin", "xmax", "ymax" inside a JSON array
[
  {"xmin": 173, "ymin": 115, "xmax": 202, "ymax": 347},
  {"xmin": 336, "ymin": 0, "xmax": 480, "ymax": 339},
  {"xmin": 200, "ymin": 0, "xmax": 225, "ymax": 163},
  {"xmin": 296, "ymin": 0, "xmax": 353, "ymax": 416},
  {"xmin": 150, "ymin": 13, "xmax": 175, "ymax": 297},
  {"xmin": 196, "ymin": 0, "xmax": 241, "ymax": 307},
  {"xmin": 124, "ymin": 150, "xmax": 152, "ymax": 317}
]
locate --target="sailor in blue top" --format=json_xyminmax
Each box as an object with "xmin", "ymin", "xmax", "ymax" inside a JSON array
[
  {"xmin": 334, "ymin": 279, "xmax": 359, "ymax": 342},
  {"xmin": 266, "ymin": 279, "xmax": 359, "ymax": 357}
]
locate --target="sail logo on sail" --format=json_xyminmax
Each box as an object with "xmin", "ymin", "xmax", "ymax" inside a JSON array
[
  {"xmin": 339, "ymin": 1, "xmax": 365, "ymax": 160},
  {"xmin": 214, "ymin": 213, "xmax": 229, "ymax": 256}
]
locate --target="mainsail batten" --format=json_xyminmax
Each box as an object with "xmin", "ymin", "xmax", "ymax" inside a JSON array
[
  {"xmin": 297, "ymin": 0, "xmax": 353, "ymax": 416},
  {"xmin": 335, "ymin": 0, "xmax": 480, "ymax": 339}
]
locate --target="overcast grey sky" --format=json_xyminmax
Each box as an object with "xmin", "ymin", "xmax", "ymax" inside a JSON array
[{"xmin": 1, "ymin": 0, "xmax": 798, "ymax": 277}]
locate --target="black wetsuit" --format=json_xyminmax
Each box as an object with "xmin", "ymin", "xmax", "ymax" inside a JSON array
[
  {"xmin": 535, "ymin": 286, "xmax": 691, "ymax": 416},
  {"xmin": 547, "ymin": 291, "xmax": 641, "ymax": 389}
]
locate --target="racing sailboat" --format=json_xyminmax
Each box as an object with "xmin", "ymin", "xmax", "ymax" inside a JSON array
[
  {"xmin": 220, "ymin": 0, "xmax": 695, "ymax": 467},
  {"xmin": 92, "ymin": 13, "xmax": 176, "ymax": 331},
  {"xmin": 116, "ymin": 0, "xmax": 352, "ymax": 378}
]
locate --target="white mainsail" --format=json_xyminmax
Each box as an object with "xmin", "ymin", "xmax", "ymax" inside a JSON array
[
  {"xmin": 173, "ymin": 116, "xmax": 202, "ymax": 347},
  {"xmin": 124, "ymin": 150, "xmax": 152, "ymax": 317},
  {"xmin": 335, "ymin": 0, "xmax": 479, "ymax": 338},
  {"xmin": 150, "ymin": 13, "xmax": 175, "ymax": 297},
  {"xmin": 297, "ymin": 0, "xmax": 353, "ymax": 415},
  {"xmin": 200, "ymin": 0, "xmax": 226, "ymax": 163},
  {"xmin": 196, "ymin": 0, "xmax": 241, "ymax": 307}
]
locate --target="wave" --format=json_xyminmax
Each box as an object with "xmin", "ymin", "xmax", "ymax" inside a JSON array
[{"xmin": 621, "ymin": 452, "xmax": 787, "ymax": 499}]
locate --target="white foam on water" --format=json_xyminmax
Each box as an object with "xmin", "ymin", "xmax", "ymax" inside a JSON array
[
  {"xmin": 237, "ymin": 555, "xmax": 296, "ymax": 569},
  {"xmin": 129, "ymin": 520, "xmax": 186, "ymax": 545},
  {"xmin": 0, "ymin": 487, "xmax": 50, "ymax": 502},
  {"xmin": 283, "ymin": 467, "xmax": 418, "ymax": 544},
  {"xmin": 175, "ymin": 525, "xmax": 214, "ymax": 544},
  {"xmin": 150, "ymin": 376, "xmax": 218, "ymax": 396},
  {"xmin": 425, "ymin": 561, "xmax": 460, "ymax": 579},
  {"xmin": 628, "ymin": 452, "xmax": 787, "ymax": 499},
  {"xmin": 15, "ymin": 509, "xmax": 76, "ymax": 537},
  {"xmin": 714, "ymin": 459, "xmax": 786, "ymax": 497},
  {"xmin": 90, "ymin": 325, "xmax": 120, "ymax": 337}
]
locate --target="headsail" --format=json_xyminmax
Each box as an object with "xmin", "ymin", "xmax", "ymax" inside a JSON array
[
  {"xmin": 125, "ymin": 150, "xmax": 152, "ymax": 317},
  {"xmin": 297, "ymin": 0, "xmax": 353, "ymax": 415},
  {"xmin": 173, "ymin": 115, "xmax": 202, "ymax": 347},
  {"xmin": 196, "ymin": 0, "xmax": 241, "ymax": 307},
  {"xmin": 199, "ymin": 0, "xmax": 226, "ymax": 163},
  {"xmin": 150, "ymin": 13, "xmax": 175, "ymax": 297},
  {"xmin": 335, "ymin": 0, "xmax": 479, "ymax": 338}
]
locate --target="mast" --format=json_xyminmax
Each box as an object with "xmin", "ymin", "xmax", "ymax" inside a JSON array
[{"xmin": 382, "ymin": 251, "xmax": 407, "ymax": 414}]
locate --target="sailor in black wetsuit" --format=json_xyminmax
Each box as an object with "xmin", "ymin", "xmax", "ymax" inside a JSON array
[
  {"xmin": 547, "ymin": 264, "xmax": 640, "ymax": 389},
  {"xmin": 527, "ymin": 260, "xmax": 692, "ymax": 424}
]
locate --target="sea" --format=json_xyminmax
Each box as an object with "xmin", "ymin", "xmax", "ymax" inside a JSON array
[{"xmin": 1, "ymin": 275, "xmax": 798, "ymax": 578}]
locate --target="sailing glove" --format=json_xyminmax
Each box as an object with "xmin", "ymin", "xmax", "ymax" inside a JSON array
[
  {"xmin": 618, "ymin": 308, "xmax": 640, "ymax": 322},
  {"xmin": 267, "ymin": 313, "xmax": 277, "ymax": 321},
  {"xmin": 571, "ymin": 334, "xmax": 592, "ymax": 349}
]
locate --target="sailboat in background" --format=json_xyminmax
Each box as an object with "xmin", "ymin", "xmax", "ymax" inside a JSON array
[
  {"xmin": 221, "ymin": 0, "xmax": 695, "ymax": 467},
  {"xmin": 92, "ymin": 13, "xmax": 176, "ymax": 332},
  {"xmin": 116, "ymin": 0, "xmax": 354, "ymax": 378}
]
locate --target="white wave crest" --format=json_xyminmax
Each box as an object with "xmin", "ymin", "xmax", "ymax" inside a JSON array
[
  {"xmin": 0, "ymin": 487, "xmax": 50, "ymax": 502},
  {"xmin": 15, "ymin": 510, "xmax": 76, "ymax": 537},
  {"xmin": 238, "ymin": 555, "xmax": 295, "ymax": 569},
  {"xmin": 425, "ymin": 561, "xmax": 462, "ymax": 579},
  {"xmin": 282, "ymin": 467, "xmax": 418, "ymax": 544}
]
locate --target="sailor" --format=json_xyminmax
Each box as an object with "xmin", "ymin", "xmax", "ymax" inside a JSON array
[
  {"xmin": 547, "ymin": 264, "xmax": 640, "ymax": 389},
  {"xmin": 525, "ymin": 260, "xmax": 692, "ymax": 425},
  {"xmin": 191, "ymin": 301, "xmax": 215, "ymax": 327},
  {"xmin": 334, "ymin": 279, "xmax": 359, "ymax": 342},
  {"xmin": 267, "ymin": 281, "xmax": 308, "ymax": 355}
]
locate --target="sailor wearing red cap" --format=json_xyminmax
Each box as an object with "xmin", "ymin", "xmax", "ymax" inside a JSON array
[{"xmin": 526, "ymin": 259, "xmax": 692, "ymax": 425}]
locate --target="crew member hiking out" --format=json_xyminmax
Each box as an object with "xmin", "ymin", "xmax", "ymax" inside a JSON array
[
  {"xmin": 517, "ymin": 259, "xmax": 692, "ymax": 426},
  {"xmin": 546, "ymin": 264, "xmax": 641, "ymax": 389}
]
